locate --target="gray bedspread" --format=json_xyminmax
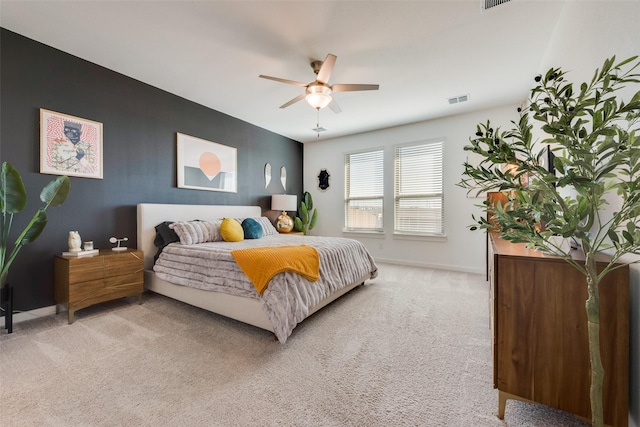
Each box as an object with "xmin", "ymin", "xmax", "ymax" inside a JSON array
[{"xmin": 153, "ymin": 235, "xmax": 378, "ymax": 342}]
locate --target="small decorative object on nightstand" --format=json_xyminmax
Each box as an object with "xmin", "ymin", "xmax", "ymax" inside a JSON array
[
  {"xmin": 62, "ymin": 237, "xmax": 98, "ymax": 257},
  {"xmin": 271, "ymin": 194, "xmax": 297, "ymax": 233},
  {"xmin": 110, "ymin": 236, "xmax": 128, "ymax": 251},
  {"xmin": 68, "ymin": 231, "xmax": 81, "ymax": 252},
  {"xmin": 61, "ymin": 249, "xmax": 99, "ymax": 257},
  {"xmin": 54, "ymin": 248, "xmax": 144, "ymax": 324}
]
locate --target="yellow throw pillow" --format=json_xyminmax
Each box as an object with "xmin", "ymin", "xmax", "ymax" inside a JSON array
[{"xmin": 220, "ymin": 218, "xmax": 244, "ymax": 242}]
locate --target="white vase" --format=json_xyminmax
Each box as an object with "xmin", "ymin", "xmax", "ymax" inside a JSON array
[{"xmin": 68, "ymin": 231, "xmax": 81, "ymax": 252}]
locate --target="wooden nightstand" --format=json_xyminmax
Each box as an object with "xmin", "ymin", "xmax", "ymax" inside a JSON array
[{"xmin": 54, "ymin": 249, "xmax": 144, "ymax": 324}]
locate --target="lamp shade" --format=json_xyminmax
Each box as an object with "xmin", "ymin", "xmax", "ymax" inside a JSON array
[
  {"xmin": 305, "ymin": 84, "xmax": 332, "ymax": 110},
  {"xmin": 306, "ymin": 93, "xmax": 332, "ymax": 110},
  {"xmin": 271, "ymin": 194, "xmax": 297, "ymax": 212}
]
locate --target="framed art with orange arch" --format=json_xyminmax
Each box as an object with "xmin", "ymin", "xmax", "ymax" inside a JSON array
[{"xmin": 176, "ymin": 133, "xmax": 237, "ymax": 193}]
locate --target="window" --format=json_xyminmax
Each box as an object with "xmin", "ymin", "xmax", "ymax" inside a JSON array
[
  {"xmin": 345, "ymin": 149, "xmax": 384, "ymax": 231},
  {"xmin": 394, "ymin": 140, "xmax": 444, "ymax": 235}
]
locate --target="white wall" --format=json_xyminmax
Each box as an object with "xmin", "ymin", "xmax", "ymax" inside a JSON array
[
  {"xmin": 305, "ymin": 2, "xmax": 640, "ymax": 424},
  {"xmin": 303, "ymin": 104, "xmax": 519, "ymax": 274},
  {"xmin": 540, "ymin": 2, "xmax": 640, "ymax": 426}
]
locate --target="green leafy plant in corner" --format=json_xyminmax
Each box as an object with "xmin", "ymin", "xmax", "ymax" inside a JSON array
[
  {"xmin": 1, "ymin": 162, "xmax": 71, "ymax": 289},
  {"xmin": 458, "ymin": 55, "xmax": 640, "ymax": 427},
  {"xmin": 294, "ymin": 191, "xmax": 318, "ymax": 235}
]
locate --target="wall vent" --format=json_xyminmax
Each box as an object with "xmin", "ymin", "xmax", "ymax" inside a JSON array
[
  {"xmin": 484, "ymin": 0, "xmax": 511, "ymax": 10},
  {"xmin": 448, "ymin": 94, "xmax": 469, "ymax": 105}
]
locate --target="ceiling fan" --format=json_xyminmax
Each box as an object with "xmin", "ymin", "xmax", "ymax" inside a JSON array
[{"xmin": 259, "ymin": 53, "xmax": 379, "ymax": 113}]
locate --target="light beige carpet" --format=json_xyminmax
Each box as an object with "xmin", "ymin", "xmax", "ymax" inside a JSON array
[{"xmin": 0, "ymin": 263, "xmax": 588, "ymax": 426}]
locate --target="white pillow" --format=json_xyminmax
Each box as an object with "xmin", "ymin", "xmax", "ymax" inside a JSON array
[{"xmin": 169, "ymin": 220, "xmax": 222, "ymax": 245}]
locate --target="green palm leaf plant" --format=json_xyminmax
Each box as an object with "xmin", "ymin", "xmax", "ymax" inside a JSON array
[
  {"xmin": 1, "ymin": 162, "xmax": 71, "ymax": 289},
  {"xmin": 459, "ymin": 55, "xmax": 640, "ymax": 427},
  {"xmin": 294, "ymin": 191, "xmax": 318, "ymax": 235}
]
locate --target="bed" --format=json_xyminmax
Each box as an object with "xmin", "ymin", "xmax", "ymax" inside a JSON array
[{"xmin": 137, "ymin": 203, "xmax": 378, "ymax": 342}]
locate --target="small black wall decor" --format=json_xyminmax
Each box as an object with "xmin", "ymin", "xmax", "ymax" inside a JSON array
[
  {"xmin": 318, "ymin": 169, "xmax": 330, "ymax": 191},
  {"xmin": 0, "ymin": 28, "xmax": 303, "ymax": 314}
]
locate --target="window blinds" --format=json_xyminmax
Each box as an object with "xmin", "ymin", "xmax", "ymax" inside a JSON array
[
  {"xmin": 394, "ymin": 141, "xmax": 444, "ymax": 235},
  {"xmin": 345, "ymin": 149, "xmax": 384, "ymax": 231}
]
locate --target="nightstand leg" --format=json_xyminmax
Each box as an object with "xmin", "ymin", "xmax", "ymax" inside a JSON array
[
  {"xmin": 68, "ymin": 309, "xmax": 74, "ymax": 324},
  {"xmin": 498, "ymin": 391, "xmax": 507, "ymax": 419},
  {"xmin": 137, "ymin": 293, "xmax": 142, "ymax": 305}
]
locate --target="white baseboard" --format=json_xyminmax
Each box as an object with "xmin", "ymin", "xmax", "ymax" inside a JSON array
[
  {"xmin": 374, "ymin": 257, "xmax": 485, "ymax": 276},
  {"xmin": 1, "ymin": 305, "xmax": 57, "ymax": 328}
]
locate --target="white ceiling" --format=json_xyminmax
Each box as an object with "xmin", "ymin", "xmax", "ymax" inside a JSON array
[{"xmin": 1, "ymin": 0, "xmax": 567, "ymax": 143}]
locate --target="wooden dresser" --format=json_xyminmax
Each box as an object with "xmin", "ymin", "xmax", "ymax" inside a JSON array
[
  {"xmin": 488, "ymin": 233, "xmax": 629, "ymax": 426},
  {"xmin": 54, "ymin": 249, "xmax": 144, "ymax": 323}
]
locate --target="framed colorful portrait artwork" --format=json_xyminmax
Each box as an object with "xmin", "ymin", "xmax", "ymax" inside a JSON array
[
  {"xmin": 40, "ymin": 109, "xmax": 103, "ymax": 179},
  {"xmin": 176, "ymin": 133, "xmax": 237, "ymax": 193}
]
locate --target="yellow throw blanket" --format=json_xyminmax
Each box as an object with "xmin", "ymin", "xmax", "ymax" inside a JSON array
[{"xmin": 231, "ymin": 245, "xmax": 319, "ymax": 294}]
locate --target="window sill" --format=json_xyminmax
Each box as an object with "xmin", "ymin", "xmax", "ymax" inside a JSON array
[
  {"xmin": 393, "ymin": 233, "xmax": 447, "ymax": 243},
  {"xmin": 342, "ymin": 230, "xmax": 385, "ymax": 239}
]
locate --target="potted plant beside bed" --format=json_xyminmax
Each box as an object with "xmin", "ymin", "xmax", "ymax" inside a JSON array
[
  {"xmin": 1, "ymin": 162, "xmax": 70, "ymax": 332},
  {"xmin": 294, "ymin": 191, "xmax": 318, "ymax": 235}
]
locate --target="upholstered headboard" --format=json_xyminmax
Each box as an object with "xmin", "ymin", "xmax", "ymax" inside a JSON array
[{"xmin": 136, "ymin": 203, "xmax": 262, "ymax": 270}]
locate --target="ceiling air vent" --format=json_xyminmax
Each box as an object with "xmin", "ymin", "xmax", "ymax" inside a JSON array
[
  {"xmin": 448, "ymin": 94, "xmax": 469, "ymax": 105},
  {"xmin": 484, "ymin": 0, "xmax": 511, "ymax": 10}
]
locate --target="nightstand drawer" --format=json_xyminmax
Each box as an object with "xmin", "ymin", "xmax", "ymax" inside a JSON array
[
  {"xmin": 104, "ymin": 251, "xmax": 142, "ymax": 278},
  {"xmin": 68, "ymin": 270, "xmax": 142, "ymax": 293},
  {"xmin": 67, "ymin": 257, "xmax": 105, "ymax": 284},
  {"xmin": 69, "ymin": 274, "xmax": 143, "ymax": 306}
]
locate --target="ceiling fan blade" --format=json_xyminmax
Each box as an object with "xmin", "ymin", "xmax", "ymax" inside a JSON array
[
  {"xmin": 279, "ymin": 93, "xmax": 306, "ymax": 109},
  {"xmin": 259, "ymin": 75, "xmax": 308, "ymax": 87},
  {"xmin": 328, "ymin": 99, "xmax": 342, "ymax": 114},
  {"xmin": 331, "ymin": 83, "xmax": 380, "ymax": 92},
  {"xmin": 316, "ymin": 54, "xmax": 337, "ymax": 84}
]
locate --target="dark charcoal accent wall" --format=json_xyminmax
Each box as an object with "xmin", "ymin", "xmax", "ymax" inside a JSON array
[{"xmin": 0, "ymin": 29, "xmax": 303, "ymax": 312}]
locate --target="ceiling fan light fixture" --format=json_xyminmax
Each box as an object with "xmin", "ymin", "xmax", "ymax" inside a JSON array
[
  {"xmin": 305, "ymin": 84, "xmax": 332, "ymax": 110},
  {"xmin": 259, "ymin": 53, "xmax": 379, "ymax": 113}
]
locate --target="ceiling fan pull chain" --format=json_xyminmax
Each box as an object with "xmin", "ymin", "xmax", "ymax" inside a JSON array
[{"xmin": 312, "ymin": 108, "xmax": 327, "ymax": 137}]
